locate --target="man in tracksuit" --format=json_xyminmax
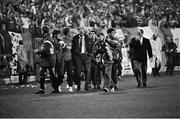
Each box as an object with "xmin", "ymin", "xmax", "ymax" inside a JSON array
[{"xmin": 34, "ymin": 26, "xmax": 59, "ymax": 94}]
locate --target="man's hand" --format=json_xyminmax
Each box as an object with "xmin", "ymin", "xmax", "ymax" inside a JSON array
[{"xmin": 34, "ymin": 49, "xmax": 38, "ymax": 53}]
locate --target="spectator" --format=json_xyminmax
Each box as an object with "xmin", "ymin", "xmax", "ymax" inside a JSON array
[{"xmin": 16, "ymin": 40, "xmax": 29, "ymax": 84}]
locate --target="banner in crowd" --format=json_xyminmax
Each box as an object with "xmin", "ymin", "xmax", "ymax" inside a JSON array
[{"xmin": 9, "ymin": 32, "xmax": 22, "ymax": 75}]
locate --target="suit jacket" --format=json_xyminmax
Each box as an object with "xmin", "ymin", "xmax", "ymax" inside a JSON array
[
  {"xmin": 129, "ymin": 37, "xmax": 152, "ymax": 63},
  {"xmin": 72, "ymin": 34, "xmax": 94, "ymax": 55}
]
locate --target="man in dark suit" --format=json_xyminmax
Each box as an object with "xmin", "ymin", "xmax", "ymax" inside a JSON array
[
  {"xmin": 72, "ymin": 28, "xmax": 93, "ymax": 91},
  {"xmin": 129, "ymin": 29, "xmax": 153, "ymax": 88}
]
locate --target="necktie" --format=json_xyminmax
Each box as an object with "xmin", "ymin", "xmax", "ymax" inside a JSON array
[{"xmin": 79, "ymin": 36, "xmax": 82, "ymax": 50}]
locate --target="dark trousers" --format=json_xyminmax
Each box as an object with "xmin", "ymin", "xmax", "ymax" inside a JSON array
[
  {"xmin": 111, "ymin": 63, "xmax": 119, "ymax": 86},
  {"xmin": 102, "ymin": 61, "xmax": 115, "ymax": 89},
  {"xmin": 64, "ymin": 60, "xmax": 73, "ymax": 87},
  {"xmin": 152, "ymin": 58, "xmax": 161, "ymax": 76},
  {"xmin": 55, "ymin": 58, "xmax": 64, "ymax": 86},
  {"xmin": 91, "ymin": 62, "xmax": 101, "ymax": 86},
  {"xmin": 118, "ymin": 62, "xmax": 122, "ymax": 77},
  {"xmin": 166, "ymin": 55, "xmax": 175, "ymax": 75},
  {"xmin": 72, "ymin": 54, "xmax": 91, "ymax": 90},
  {"xmin": 19, "ymin": 72, "xmax": 28, "ymax": 84},
  {"xmin": 39, "ymin": 67, "xmax": 59, "ymax": 91},
  {"xmin": 133, "ymin": 60, "xmax": 147, "ymax": 86}
]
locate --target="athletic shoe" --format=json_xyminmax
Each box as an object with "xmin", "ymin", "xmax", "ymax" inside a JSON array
[
  {"xmin": 74, "ymin": 85, "xmax": 78, "ymax": 89},
  {"xmin": 66, "ymin": 84, "xmax": 69, "ymax": 89},
  {"xmin": 58, "ymin": 86, "xmax": 62, "ymax": 92},
  {"xmin": 35, "ymin": 90, "xmax": 45, "ymax": 94},
  {"xmin": 103, "ymin": 87, "xmax": 109, "ymax": 92},
  {"xmin": 68, "ymin": 87, "xmax": 73, "ymax": 92},
  {"xmin": 110, "ymin": 87, "xmax": 115, "ymax": 92}
]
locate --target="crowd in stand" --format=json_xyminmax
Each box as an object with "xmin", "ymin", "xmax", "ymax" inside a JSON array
[{"xmin": 0, "ymin": 0, "xmax": 180, "ymax": 35}]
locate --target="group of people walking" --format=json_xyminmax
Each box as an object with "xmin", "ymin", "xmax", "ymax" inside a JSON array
[
  {"xmin": 1, "ymin": 20, "xmax": 178, "ymax": 94},
  {"xmin": 34, "ymin": 26, "xmax": 123, "ymax": 94},
  {"xmin": 32, "ymin": 26, "xmax": 178, "ymax": 94}
]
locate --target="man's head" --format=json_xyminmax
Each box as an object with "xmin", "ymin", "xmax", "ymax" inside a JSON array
[
  {"xmin": 107, "ymin": 28, "xmax": 116, "ymax": 38},
  {"xmin": 97, "ymin": 32, "xmax": 104, "ymax": 42},
  {"xmin": 78, "ymin": 27, "xmax": 85, "ymax": 36},
  {"xmin": 52, "ymin": 29, "xmax": 61, "ymax": 38},
  {"xmin": 89, "ymin": 30, "xmax": 96, "ymax": 39},
  {"xmin": 42, "ymin": 25, "xmax": 49, "ymax": 34},
  {"xmin": 137, "ymin": 29, "xmax": 143, "ymax": 39},
  {"xmin": 63, "ymin": 27, "xmax": 71, "ymax": 37}
]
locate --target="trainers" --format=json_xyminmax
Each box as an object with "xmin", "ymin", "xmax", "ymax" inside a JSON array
[
  {"xmin": 110, "ymin": 87, "xmax": 115, "ymax": 92},
  {"xmin": 66, "ymin": 84, "xmax": 69, "ymax": 89},
  {"xmin": 35, "ymin": 90, "xmax": 45, "ymax": 94},
  {"xmin": 68, "ymin": 87, "xmax": 73, "ymax": 92},
  {"xmin": 74, "ymin": 85, "xmax": 78, "ymax": 89},
  {"xmin": 103, "ymin": 87, "xmax": 109, "ymax": 92},
  {"xmin": 58, "ymin": 86, "xmax": 62, "ymax": 92}
]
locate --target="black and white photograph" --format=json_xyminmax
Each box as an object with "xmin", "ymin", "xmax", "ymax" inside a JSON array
[{"xmin": 0, "ymin": 0, "xmax": 180, "ymax": 118}]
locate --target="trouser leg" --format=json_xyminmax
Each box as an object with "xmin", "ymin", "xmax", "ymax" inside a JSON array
[
  {"xmin": 91, "ymin": 65, "xmax": 95, "ymax": 86},
  {"xmin": 39, "ymin": 68, "xmax": 46, "ymax": 90},
  {"xmin": 118, "ymin": 62, "xmax": 122, "ymax": 77},
  {"xmin": 133, "ymin": 60, "xmax": 142, "ymax": 86},
  {"xmin": 19, "ymin": 73, "xmax": 23, "ymax": 84},
  {"xmin": 111, "ymin": 63, "xmax": 118, "ymax": 86},
  {"xmin": 91, "ymin": 63, "xmax": 101, "ymax": 87},
  {"xmin": 82, "ymin": 55, "xmax": 91, "ymax": 90},
  {"xmin": 72, "ymin": 55, "xmax": 82, "ymax": 90},
  {"xmin": 48, "ymin": 67, "xmax": 59, "ymax": 91},
  {"xmin": 103, "ymin": 61, "xmax": 114, "ymax": 89},
  {"xmin": 23, "ymin": 72, "xmax": 28, "ymax": 84},
  {"xmin": 65, "ymin": 60, "xmax": 73, "ymax": 87},
  {"xmin": 152, "ymin": 68, "xmax": 156, "ymax": 76},
  {"xmin": 56, "ymin": 59, "xmax": 64, "ymax": 86},
  {"xmin": 141, "ymin": 62, "xmax": 147, "ymax": 85},
  {"xmin": 166, "ymin": 56, "xmax": 171, "ymax": 75},
  {"xmin": 169, "ymin": 56, "xmax": 175, "ymax": 75},
  {"xmin": 94, "ymin": 63, "xmax": 101, "ymax": 86}
]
